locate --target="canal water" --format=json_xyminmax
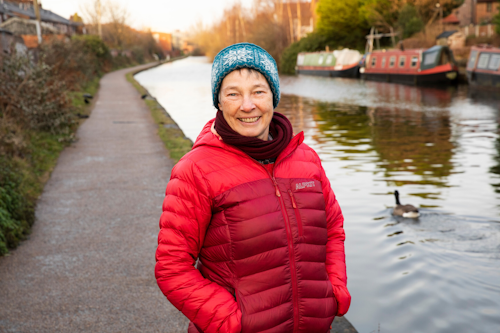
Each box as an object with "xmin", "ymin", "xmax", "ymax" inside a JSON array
[{"xmin": 136, "ymin": 57, "xmax": 500, "ymax": 333}]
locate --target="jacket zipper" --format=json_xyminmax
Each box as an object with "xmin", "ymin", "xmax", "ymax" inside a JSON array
[
  {"xmin": 288, "ymin": 190, "xmax": 303, "ymax": 237},
  {"xmin": 263, "ymin": 154, "xmax": 300, "ymax": 333},
  {"xmin": 222, "ymin": 149, "xmax": 301, "ymax": 333}
]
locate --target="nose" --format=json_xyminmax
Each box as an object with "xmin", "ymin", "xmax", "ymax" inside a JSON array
[{"xmin": 240, "ymin": 94, "xmax": 255, "ymax": 112}]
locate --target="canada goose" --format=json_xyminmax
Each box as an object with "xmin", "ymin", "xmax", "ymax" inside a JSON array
[{"xmin": 393, "ymin": 190, "xmax": 420, "ymax": 218}]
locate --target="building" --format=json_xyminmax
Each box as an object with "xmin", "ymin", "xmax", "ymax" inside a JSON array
[
  {"xmin": 281, "ymin": 0, "xmax": 315, "ymax": 41},
  {"xmin": 475, "ymin": 0, "xmax": 499, "ymax": 24},
  {"xmin": 153, "ymin": 32, "xmax": 173, "ymax": 56},
  {"xmin": 436, "ymin": 30, "xmax": 466, "ymax": 49},
  {"xmin": 0, "ymin": 0, "xmax": 82, "ymax": 35},
  {"xmin": 451, "ymin": 0, "xmax": 499, "ymax": 26},
  {"xmin": 0, "ymin": 26, "xmax": 26, "ymax": 53}
]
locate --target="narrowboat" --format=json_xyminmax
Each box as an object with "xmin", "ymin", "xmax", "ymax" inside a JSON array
[
  {"xmin": 295, "ymin": 49, "xmax": 362, "ymax": 78},
  {"xmin": 360, "ymin": 45, "xmax": 459, "ymax": 85},
  {"xmin": 466, "ymin": 45, "xmax": 500, "ymax": 88}
]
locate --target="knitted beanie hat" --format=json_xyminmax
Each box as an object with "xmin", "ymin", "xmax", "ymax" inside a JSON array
[{"xmin": 211, "ymin": 43, "xmax": 280, "ymax": 109}]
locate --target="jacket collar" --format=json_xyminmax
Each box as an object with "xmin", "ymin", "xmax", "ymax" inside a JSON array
[{"xmin": 193, "ymin": 118, "xmax": 304, "ymax": 163}]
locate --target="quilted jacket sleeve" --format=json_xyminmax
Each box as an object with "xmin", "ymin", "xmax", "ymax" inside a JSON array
[
  {"xmin": 155, "ymin": 157, "xmax": 242, "ymax": 333},
  {"xmin": 317, "ymin": 159, "xmax": 351, "ymax": 317}
]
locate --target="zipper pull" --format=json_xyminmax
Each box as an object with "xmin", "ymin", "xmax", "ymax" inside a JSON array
[
  {"xmin": 272, "ymin": 178, "xmax": 281, "ymax": 197},
  {"xmin": 288, "ymin": 190, "xmax": 297, "ymax": 208}
]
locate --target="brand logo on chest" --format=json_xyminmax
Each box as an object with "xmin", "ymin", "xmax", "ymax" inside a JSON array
[{"xmin": 296, "ymin": 181, "xmax": 315, "ymax": 190}]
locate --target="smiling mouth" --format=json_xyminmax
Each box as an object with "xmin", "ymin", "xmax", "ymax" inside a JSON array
[{"xmin": 239, "ymin": 116, "xmax": 261, "ymax": 123}]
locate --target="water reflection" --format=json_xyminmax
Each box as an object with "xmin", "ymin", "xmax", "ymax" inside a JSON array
[{"xmin": 277, "ymin": 96, "xmax": 455, "ymax": 195}]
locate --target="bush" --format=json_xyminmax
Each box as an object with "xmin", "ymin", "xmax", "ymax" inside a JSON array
[
  {"xmin": 0, "ymin": 52, "xmax": 74, "ymax": 134},
  {"xmin": 0, "ymin": 158, "xmax": 34, "ymax": 255},
  {"xmin": 398, "ymin": 4, "xmax": 424, "ymax": 39},
  {"xmin": 40, "ymin": 36, "xmax": 111, "ymax": 90},
  {"xmin": 280, "ymin": 33, "xmax": 329, "ymax": 75}
]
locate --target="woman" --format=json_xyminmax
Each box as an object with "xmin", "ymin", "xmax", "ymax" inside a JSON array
[{"xmin": 155, "ymin": 43, "xmax": 350, "ymax": 333}]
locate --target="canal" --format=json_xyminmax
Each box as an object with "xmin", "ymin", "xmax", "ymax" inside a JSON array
[{"xmin": 136, "ymin": 56, "xmax": 500, "ymax": 333}]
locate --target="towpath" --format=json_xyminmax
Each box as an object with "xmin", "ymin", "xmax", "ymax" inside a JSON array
[
  {"xmin": 0, "ymin": 63, "xmax": 357, "ymax": 333},
  {"xmin": 0, "ymin": 64, "xmax": 188, "ymax": 332}
]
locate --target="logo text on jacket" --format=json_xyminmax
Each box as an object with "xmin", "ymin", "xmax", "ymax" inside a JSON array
[{"xmin": 296, "ymin": 181, "xmax": 315, "ymax": 190}]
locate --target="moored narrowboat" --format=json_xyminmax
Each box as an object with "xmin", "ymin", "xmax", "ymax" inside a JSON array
[
  {"xmin": 466, "ymin": 45, "xmax": 500, "ymax": 88},
  {"xmin": 295, "ymin": 49, "xmax": 362, "ymax": 78},
  {"xmin": 360, "ymin": 45, "xmax": 459, "ymax": 85}
]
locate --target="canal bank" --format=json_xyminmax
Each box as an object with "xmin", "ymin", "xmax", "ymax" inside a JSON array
[{"xmin": 136, "ymin": 56, "xmax": 500, "ymax": 333}]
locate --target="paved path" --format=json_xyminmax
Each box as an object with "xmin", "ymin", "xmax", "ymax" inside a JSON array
[{"xmin": 0, "ymin": 64, "xmax": 188, "ymax": 332}]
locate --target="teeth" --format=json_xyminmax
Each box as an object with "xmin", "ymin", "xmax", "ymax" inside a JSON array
[{"xmin": 239, "ymin": 117, "xmax": 260, "ymax": 123}]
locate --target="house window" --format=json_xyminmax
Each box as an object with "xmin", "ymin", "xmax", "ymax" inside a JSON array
[
  {"xmin": 371, "ymin": 57, "xmax": 377, "ymax": 67},
  {"xmin": 389, "ymin": 56, "xmax": 396, "ymax": 67},
  {"xmin": 411, "ymin": 56, "xmax": 418, "ymax": 67},
  {"xmin": 399, "ymin": 56, "xmax": 406, "ymax": 67},
  {"xmin": 488, "ymin": 54, "xmax": 500, "ymax": 70},
  {"xmin": 467, "ymin": 50, "xmax": 478, "ymax": 69},
  {"xmin": 382, "ymin": 57, "xmax": 386, "ymax": 68},
  {"xmin": 477, "ymin": 53, "xmax": 490, "ymax": 69},
  {"xmin": 487, "ymin": 3, "xmax": 492, "ymax": 12}
]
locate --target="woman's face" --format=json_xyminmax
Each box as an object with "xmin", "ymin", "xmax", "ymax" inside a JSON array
[{"xmin": 218, "ymin": 69, "xmax": 273, "ymax": 141}]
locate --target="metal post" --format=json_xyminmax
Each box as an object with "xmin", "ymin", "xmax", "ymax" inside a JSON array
[
  {"xmin": 32, "ymin": 0, "xmax": 42, "ymax": 44},
  {"xmin": 389, "ymin": 26, "xmax": 396, "ymax": 48}
]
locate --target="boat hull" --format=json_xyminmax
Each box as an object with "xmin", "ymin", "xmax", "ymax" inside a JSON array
[
  {"xmin": 361, "ymin": 70, "xmax": 458, "ymax": 86},
  {"xmin": 296, "ymin": 65, "xmax": 360, "ymax": 78},
  {"xmin": 466, "ymin": 70, "xmax": 500, "ymax": 89}
]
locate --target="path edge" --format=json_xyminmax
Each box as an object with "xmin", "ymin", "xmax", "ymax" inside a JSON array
[{"xmin": 125, "ymin": 56, "xmax": 193, "ymax": 163}]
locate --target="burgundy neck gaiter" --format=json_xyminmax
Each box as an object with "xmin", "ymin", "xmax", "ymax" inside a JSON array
[{"xmin": 214, "ymin": 110, "xmax": 293, "ymax": 160}]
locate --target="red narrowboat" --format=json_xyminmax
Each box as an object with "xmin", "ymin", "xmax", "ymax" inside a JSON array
[
  {"xmin": 466, "ymin": 45, "xmax": 500, "ymax": 88},
  {"xmin": 360, "ymin": 45, "xmax": 459, "ymax": 85}
]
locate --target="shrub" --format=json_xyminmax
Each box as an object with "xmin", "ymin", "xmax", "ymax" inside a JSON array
[
  {"xmin": 398, "ymin": 4, "xmax": 424, "ymax": 39},
  {"xmin": 0, "ymin": 52, "xmax": 73, "ymax": 134},
  {"xmin": 0, "ymin": 158, "xmax": 34, "ymax": 255}
]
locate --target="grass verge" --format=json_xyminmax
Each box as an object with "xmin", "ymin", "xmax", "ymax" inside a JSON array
[
  {"xmin": 0, "ymin": 79, "xmax": 99, "ymax": 256},
  {"xmin": 125, "ymin": 58, "xmax": 192, "ymax": 163}
]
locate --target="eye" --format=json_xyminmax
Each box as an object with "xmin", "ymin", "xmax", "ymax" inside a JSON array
[
  {"xmin": 228, "ymin": 93, "xmax": 237, "ymax": 97},
  {"xmin": 255, "ymin": 91, "xmax": 264, "ymax": 95}
]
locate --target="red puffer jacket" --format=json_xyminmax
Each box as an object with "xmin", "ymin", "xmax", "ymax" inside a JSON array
[{"xmin": 155, "ymin": 119, "xmax": 350, "ymax": 333}]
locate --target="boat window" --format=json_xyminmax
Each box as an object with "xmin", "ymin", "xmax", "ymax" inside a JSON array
[
  {"xmin": 318, "ymin": 55, "xmax": 324, "ymax": 65},
  {"xmin": 399, "ymin": 56, "xmax": 406, "ymax": 67},
  {"xmin": 467, "ymin": 50, "xmax": 477, "ymax": 69},
  {"xmin": 488, "ymin": 54, "xmax": 500, "ymax": 71},
  {"xmin": 389, "ymin": 56, "xmax": 396, "ymax": 67},
  {"xmin": 297, "ymin": 54, "xmax": 305, "ymax": 66},
  {"xmin": 477, "ymin": 53, "xmax": 490, "ymax": 69},
  {"xmin": 381, "ymin": 57, "xmax": 386, "ymax": 68},
  {"xmin": 371, "ymin": 57, "xmax": 377, "ymax": 67},
  {"xmin": 326, "ymin": 55, "xmax": 333, "ymax": 64},
  {"xmin": 423, "ymin": 51, "xmax": 439, "ymax": 66},
  {"xmin": 411, "ymin": 56, "xmax": 418, "ymax": 67}
]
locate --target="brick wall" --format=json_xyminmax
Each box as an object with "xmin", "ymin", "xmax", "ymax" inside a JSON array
[{"xmin": 476, "ymin": 2, "xmax": 500, "ymax": 24}]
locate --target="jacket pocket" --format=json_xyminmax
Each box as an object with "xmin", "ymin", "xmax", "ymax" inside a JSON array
[{"xmin": 288, "ymin": 190, "xmax": 303, "ymax": 237}]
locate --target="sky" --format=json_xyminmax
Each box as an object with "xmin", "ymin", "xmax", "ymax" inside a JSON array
[{"xmin": 41, "ymin": 0, "xmax": 253, "ymax": 32}]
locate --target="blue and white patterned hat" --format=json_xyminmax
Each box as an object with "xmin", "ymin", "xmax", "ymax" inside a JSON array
[{"xmin": 211, "ymin": 43, "xmax": 280, "ymax": 109}]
